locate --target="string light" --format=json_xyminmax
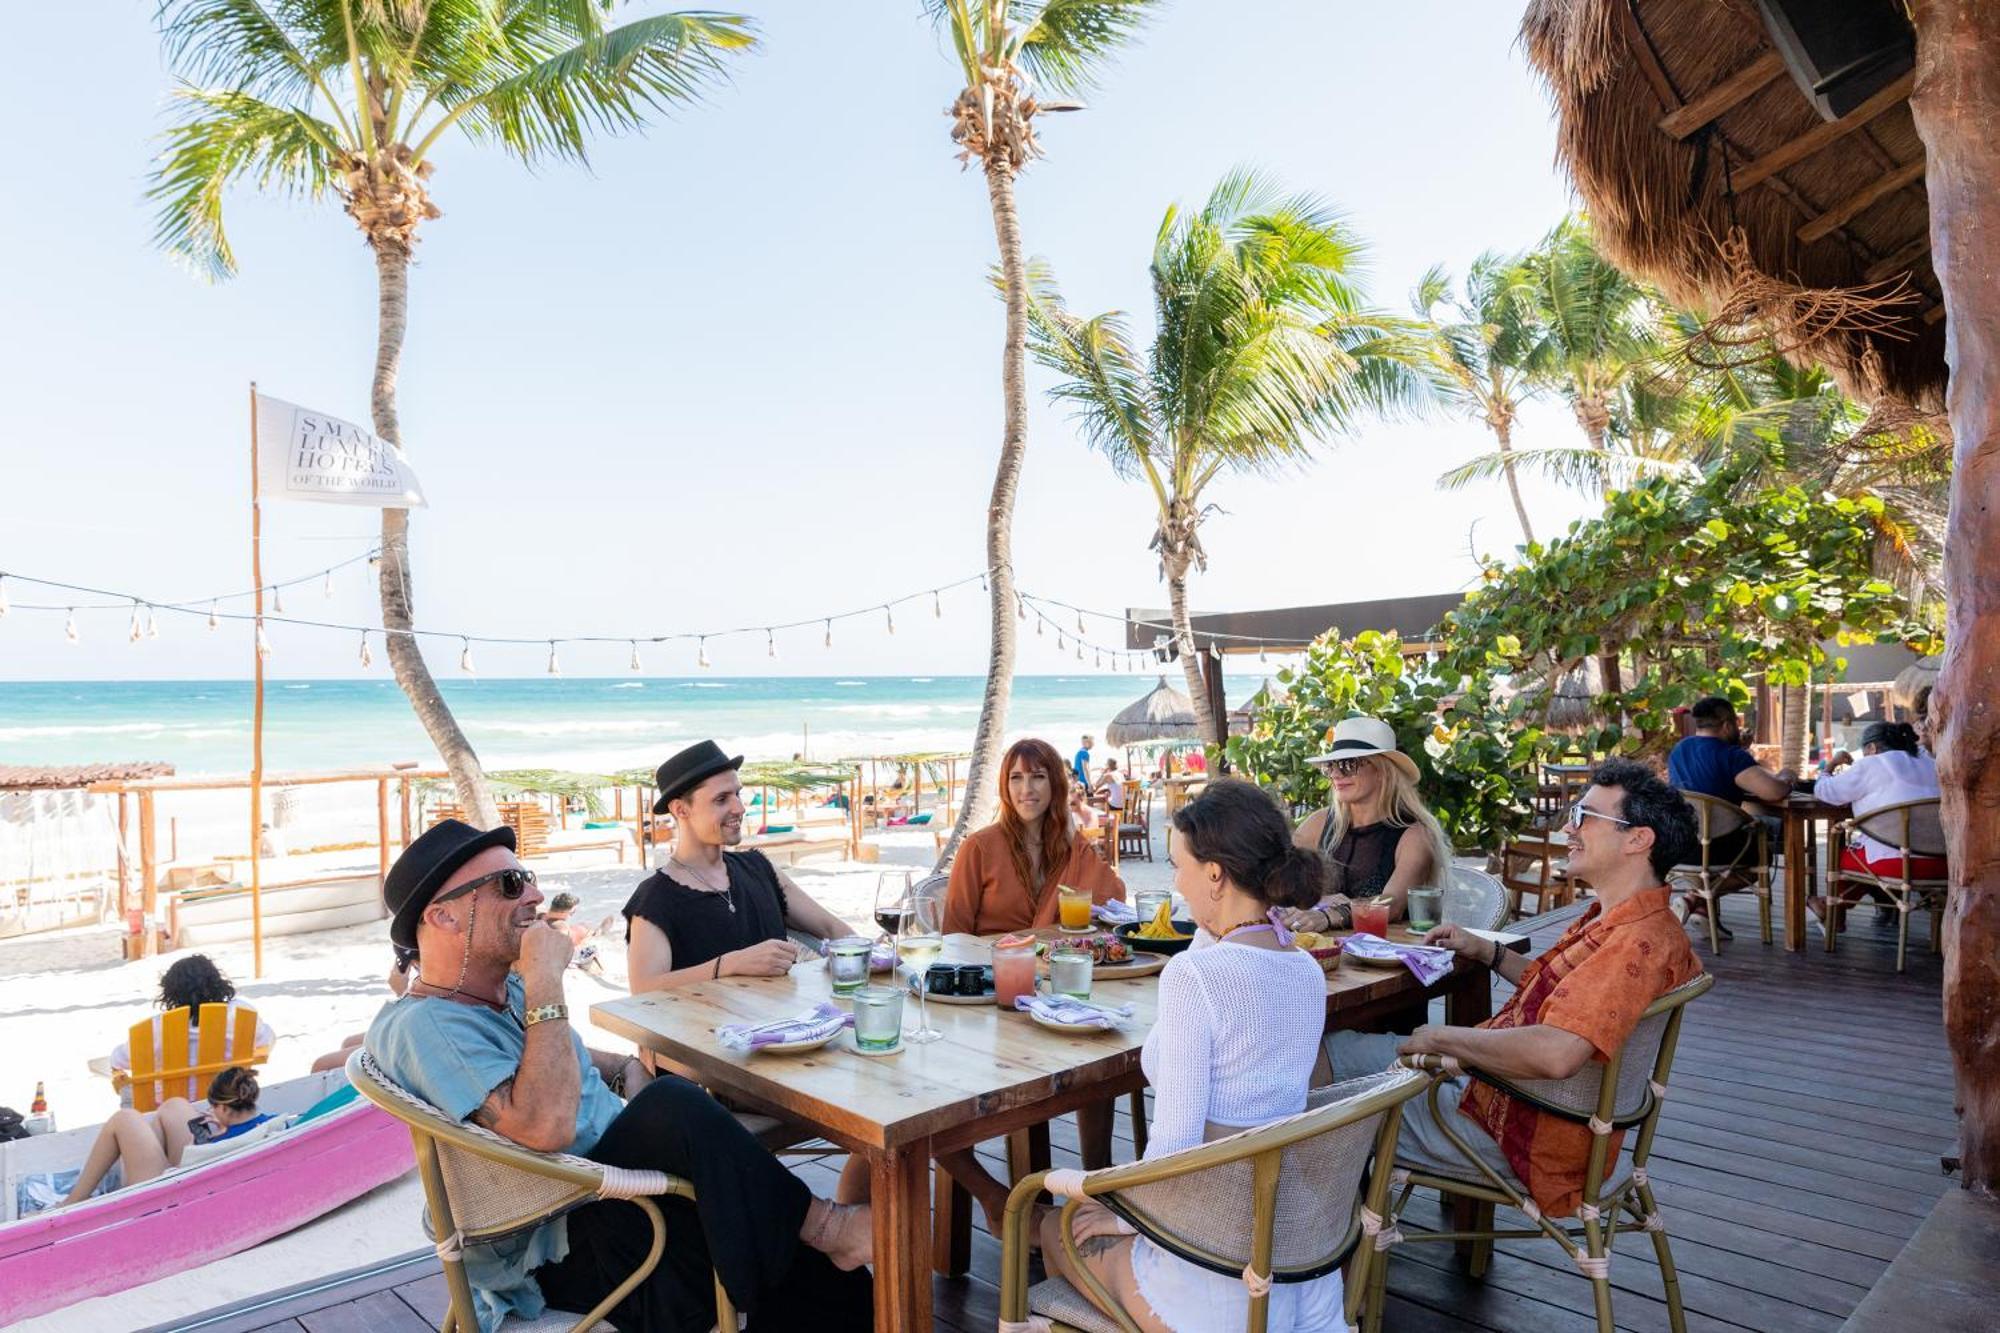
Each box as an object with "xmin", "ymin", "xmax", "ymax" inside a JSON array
[
  {"xmin": 145, "ymin": 607, "xmax": 159, "ymax": 639},
  {"xmin": 1075, "ymin": 643, "xmax": 1083, "ymax": 662},
  {"xmin": 323, "ymin": 569, "xmax": 334, "ymax": 598},
  {"xmin": 1058, "ymin": 632, "xmax": 1066, "ymax": 652},
  {"xmin": 0, "ymin": 575, "xmax": 9, "ymax": 617},
  {"xmin": 255, "ymin": 622, "xmax": 272, "ymax": 660},
  {"xmin": 1077, "ymin": 611, "xmax": 1086, "ymax": 634},
  {"xmin": 460, "ymin": 639, "xmax": 476, "ymax": 674},
  {"xmin": 824, "ymin": 619, "xmax": 833, "ymax": 649},
  {"xmin": 359, "ymin": 632, "xmax": 373, "ymax": 668},
  {"xmin": 1016, "ymin": 594, "xmax": 1026, "ymax": 620},
  {"xmin": 884, "ymin": 605, "xmax": 895, "ymax": 635},
  {"xmin": 1094, "ymin": 650, "xmax": 1101, "ymax": 668},
  {"xmin": 979, "ymin": 571, "xmax": 987, "ymax": 592},
  {"xmin": 697, "ymin": 636, "xmax": 710, "ymax": 670},
  {"xmin": 546, "ymin": 641, "xmax": 561, "ymax": 676},
  {"xmin": 128, "ymin": 602, "xmax": 144, "ymax": 643},
  {"xmin": 208, "ymin": 601, "xmax": 220, "ymax": 630},
  {"xmin": 1036, "ymin": 617, "xmax": 1044, "ymax": 637},
  {"xmin": 271, "ymin": 586, "xmax": 284, "ymax": 615},
  {"xmin": 1258, "ymin": 643, "xmax": 1267, "ymax": 663},
  {"xmin": 628, "ymin": 640, "xmax": 643, "ymax": 672},
  {"xmin": 65, "ymin": 609, "xmax": 78, "ymax": 643},
  {"xmin": 767, "ymin": 630, "xmax": 778, "ymax": 660}
]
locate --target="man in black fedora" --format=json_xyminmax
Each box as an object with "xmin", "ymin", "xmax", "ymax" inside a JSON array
[
  {"xmin": 622, "ymin": 740, "xmax": 855, "ymax": 995},
  {"xmin": 366, "ymin": 818, "xmax": 873, "ymax": 1332}
]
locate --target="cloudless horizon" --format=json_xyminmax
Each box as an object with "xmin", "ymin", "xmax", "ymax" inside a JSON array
[{"xmin": 1, "ymin": 1, "xmax": 1594, "ymax": 683}]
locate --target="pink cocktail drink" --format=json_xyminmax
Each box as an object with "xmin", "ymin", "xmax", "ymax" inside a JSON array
[
  {"xmin": 993, "ymin": 938, "xmax": 1038, "ymax": 1007},
  {"xmin": 1351, "ymin": 899, "xmax": 1392, "ymax": 938}
]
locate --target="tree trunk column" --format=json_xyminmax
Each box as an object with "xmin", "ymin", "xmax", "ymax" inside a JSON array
[{"xmin": 1911, "ymin": 0, "xmax": 2000, "ymax": 1197}]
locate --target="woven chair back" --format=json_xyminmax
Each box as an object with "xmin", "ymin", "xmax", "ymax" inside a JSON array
[
  {"xmin": 912, "ymin": 871, "xmax": 951, "ymax": 906},
  {"xmin": 1854, "ymin": 799, "xmax": 1947, "ymax": 859},
  {"xmin": 349, "ymin": 1050, "xmax": 596, "ymax": 1241},
  {"xmin": 1106, "ymin": 1069, "xmax": 1414, "ymax": 1277},
  {"xmin": 1443, "ymin": 867, "xmax": 1510, "ymax": 931},
  {"xmin": 1678, "ymin": 790, "xmax": 1752, "ymax": 843},
  {"xmin": 1493, "ymin": 973, "xmax": 1708, "ymax": 1123}
]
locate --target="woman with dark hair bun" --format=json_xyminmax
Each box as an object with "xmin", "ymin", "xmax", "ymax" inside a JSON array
[
  {"xmin": 109, "ymin": 954, "xmax": 276, "ymax": 1083},
  {"xmin": 1038, "ymin": 780, "xmax": 1341, "ymax": 1332},
  {"xmin": 58, "ymin": 1065, "xmax": 271, "ymax": 1207}
]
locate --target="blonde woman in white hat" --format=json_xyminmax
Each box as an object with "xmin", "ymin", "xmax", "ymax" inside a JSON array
[{"xmin": 1283, "ymin": 716, "xmax": 1454, "ymax": 932}]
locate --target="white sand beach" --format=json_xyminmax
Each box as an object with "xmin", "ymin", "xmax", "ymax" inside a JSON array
[{"xmin": 2, "ymin": 828, "xmax": 1175, "ymax": 1331}]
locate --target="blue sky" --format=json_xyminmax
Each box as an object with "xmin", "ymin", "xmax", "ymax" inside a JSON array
[{"xmin": 0, "ymin": 1, "xmax": 1595, "ymax": 680}]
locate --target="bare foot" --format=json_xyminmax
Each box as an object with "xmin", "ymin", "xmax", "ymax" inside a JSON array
[{"xmin": 803, "ymin": 1198, "xmax": 874, "ymax": 1271}]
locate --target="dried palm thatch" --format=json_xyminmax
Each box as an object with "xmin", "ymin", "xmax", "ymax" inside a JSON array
[
  {"xmin": 1520, "ymin": 0, "xmax": 1947, "ymax": 411},
  {"xmin": 1107, "ymin": 676, "xmax": 1202, "ymax": 746}
]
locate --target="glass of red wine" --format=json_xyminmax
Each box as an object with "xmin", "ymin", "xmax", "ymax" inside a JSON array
[{"xmin": 873, "ymin": 869, "xmax": 915, "ymax": 944}]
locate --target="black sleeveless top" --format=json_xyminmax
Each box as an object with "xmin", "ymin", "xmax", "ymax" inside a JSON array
[
  {"xmin": 622, "ymin": 850, "xmax": 789, "ymax": 970},
  {"xmin": 1318, "ymin": 818, "xmax": 1404, "ymax": 899}
]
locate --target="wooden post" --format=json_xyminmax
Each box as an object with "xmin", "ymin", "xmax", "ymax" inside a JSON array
[
  {"xmin": 1911, "ymin": 0, "xmax": 2000, "ymax": 1196},
  {"xmin": 247, "ymin": 383, "xmax": 267, "ymax": 979},
  {"xmin": 138, "ymin": 789, "xmax": 157, "ymax": 959},
  {"xmin": 376, "ymin": 778, "xmax": 391, "ymax": 889},
  {"xmin": 116, "ymin": 792, "xmax": 130, "ymax": 928},
  {"xmin": 399, "ymin": 775, "xmax": 413, "ymax": 849}
]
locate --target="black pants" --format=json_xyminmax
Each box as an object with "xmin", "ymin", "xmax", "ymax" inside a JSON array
[{"xmin": 533, "ymin": 1075, "xmax": 873, "ymax": 1333}]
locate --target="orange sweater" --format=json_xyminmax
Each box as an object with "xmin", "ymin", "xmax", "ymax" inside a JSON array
[{"xmin": 943, "ymin": 823, "xmax": 1126, "ymax": 935}]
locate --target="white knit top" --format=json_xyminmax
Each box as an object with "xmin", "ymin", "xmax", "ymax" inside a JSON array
[{"xmin": 1132, "ymin": 931, "xmax": 1344, "ymax": 1331}]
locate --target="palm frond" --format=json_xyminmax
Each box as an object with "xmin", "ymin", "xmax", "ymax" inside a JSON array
[
  {"xmin": 148, "ymin": 86, "xmax": 343, "ymax": 279},
  {"xmin": 1016, "ymin": 259, "xmax": 1159, "ymax": 476},
  {"xmin": 1436, "ymin": 443, "xmax": 1691, "ymax": 494},
  {"xmin": 157, "ymin": 0, "xmax": 337, "ymax": 105},
  {"xmin": 1013, "ymin": 0, "xmax": 1158, "ymax": 96}
]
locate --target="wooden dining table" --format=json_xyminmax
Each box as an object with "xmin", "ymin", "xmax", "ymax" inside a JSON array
[
  {"xmin": 1744, "ymin": 791, "xmax": 1851, "ymax": 951},
  {"xmin": 590, "ymin": 925, "xmax": 1522, "ymax": 1333}
]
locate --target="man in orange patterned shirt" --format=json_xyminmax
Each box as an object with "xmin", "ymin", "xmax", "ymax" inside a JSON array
[{"xmin": 1326, "ymin": 760, "xmax": 1703, "ymax": 1216}]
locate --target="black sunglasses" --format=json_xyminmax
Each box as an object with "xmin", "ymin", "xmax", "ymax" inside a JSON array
[
  {"xmin": 1326, "ymin": 757, "xmax": 1375, "ymax": 776},
  {"xmin": 434, "ymin": 867, "xmax": 536, "ymax": 906}
]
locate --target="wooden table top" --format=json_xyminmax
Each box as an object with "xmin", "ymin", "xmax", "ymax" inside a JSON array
[{"xmin": 590, "ymin": 927, "xmax": 1518, "ymax": 1152}]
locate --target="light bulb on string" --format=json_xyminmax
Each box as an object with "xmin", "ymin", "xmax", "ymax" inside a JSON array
[
  {"xmin": 933, "ymin": 590, "xmax": 942, "ymax": 619},
  {"xmin": 208, "ymin": 601, "xmax": 219, "ymax": 631},
  {"xmin": 368, "ymin": 554, "xmax": 381, "ymax": 573},
  {"xmin": 323, "ymin": 569, "xmax": 334, "ymax": 598},
  {"xmin": 1015, "ymin": 594, "xmax": 1026, "ymax": 621},
  {"xmin": 65, "ymin": 609, "xmax": 79, "ymax": 643},
  {"xmin": 546, "ymin": 642, "xmax": 561, "ymax": 676},
  {"xmin": 767, "ymin": 630, "xmax": 778, "ymax": 660},
  {"xmin": 1075, "ymin": 643, "xmax": 1083, "ymax": 662},
  {"xmin": 145, "ymin": 607, "xmax": 159, "ymax": 640},
  {"xmin": 271, "ymin": 585, "xmax": 284, "ymax": 615},
  {"xmin": 255, "ymin": 622, "xmax": 272, "ymax": 660},
  {"xmin": 460, "ymin": 639, "xmax": 476, "ymax": 675},
  {"xmin": 359, "ymin": 632, "xmax": 373, "ymax": 669},
  {"xmin": 1057, "ymin": 632, "xmax": 1066, "ymax": 652},
  {"xmin": 1258, "ymin": 643, "xmax": 1267, "ymax": 663},
  {"xmin": 1094, "ymin": 650, "xmax": 1101, "ymax": 669},
  {"xmin": 1076, "ymin": 611, "xmax": 1086, "ymax": 634},
  {"xmin": 884, "ymin": 605, "xmax": 895, "ymax": 635},
  {"xmin": 979, "ymin": 571, "xmax": 988, "ymax": 593},
  {"xmin": 128, "ymin": 602, "xmax": 144, "ymax": 643},
  {"xmin": 629, "ymin": 641, "xmax": 643, "ymax": 673},
  {"xmin": 697, "ymin": 637, "xmax": 710, "ymax": 670},
  {"xmin": 0, "ymin": 575, "xmax": 9, "ymax": 617},
  {"xmin": 1036, "ymin": 616, "xmax": 1044, "ymax": 637},
  {"xmin": 824, "ymin": 619, "xmax": 833, "ymax": 649}
]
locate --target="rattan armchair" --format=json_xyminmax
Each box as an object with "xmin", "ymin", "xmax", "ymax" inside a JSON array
[
  {"xmin": 1826, "ymin": 797, "xmax": 1949, "ymax": 971},
  {"xmin": 1670, "ymin": 792, "xmax": 1771, "ymax": 950},
  {"xmin": 997, "ymin": 1067, "xmax": 1427, "ymax": 1333},
  {"xmin": 346, "ymin": 1049, "xmax": 735, "ymax": 1333},
  {"xmin": 1359, "ymin": 972, "xmax": 1713, "ymax": 1333}
]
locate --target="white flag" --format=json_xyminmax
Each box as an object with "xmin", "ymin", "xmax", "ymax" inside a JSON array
[{"xmin": 255, "ymin": 393, "xmax": 427, "ymax": 508}]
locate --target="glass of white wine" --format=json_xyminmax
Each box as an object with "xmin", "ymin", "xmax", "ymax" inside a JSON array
[{"xmin": 897, "ymin": 893, "xmax": 945, "ymax": 1044}]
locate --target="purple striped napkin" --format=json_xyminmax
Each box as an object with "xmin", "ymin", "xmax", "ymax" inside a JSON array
[
  {"xmin": 1012, "ymin": 994, "xmax": 1133, "ymax": 1029},
  {"xmin": 718, "ymin": 1002, "xmax": 853, "ymax": 1051},
  {"xmin": 1342, "ymin": 933, "xmax": 1457, "ymax": 986}
]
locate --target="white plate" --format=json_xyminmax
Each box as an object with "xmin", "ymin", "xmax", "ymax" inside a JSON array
[
  {"xmin": 1028, "ymin": 1008, "xmax": 1116, "ymax": 1034},
  {"xmin": 757, "ymin": 1030, "xmax": 840, "ymax": 1055}
]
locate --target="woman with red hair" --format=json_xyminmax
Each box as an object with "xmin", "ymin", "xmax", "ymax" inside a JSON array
[{"xmin": 944, "ymin": 738, "xmax": 1126, "ymax": 934}]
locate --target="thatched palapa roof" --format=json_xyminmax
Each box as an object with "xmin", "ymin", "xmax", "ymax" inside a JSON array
[
  {"xmin": 1521, "ymin": 0, "xmax": 1945, "ymax": 411},
  {"xmin": 1107, "ymin": 677, "xmax": 1200, "ymax": 747},
  {"xmin": 0, "ymin": 762, "xmax": 175, "ymax": 791}
]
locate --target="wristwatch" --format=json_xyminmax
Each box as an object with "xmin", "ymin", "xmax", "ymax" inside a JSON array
[{"xmin": 524, "ymin": 1003, "xmax": 569, "ymax": 1028}]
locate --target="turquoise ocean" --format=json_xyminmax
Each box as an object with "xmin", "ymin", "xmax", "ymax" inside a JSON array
[{"xmin": 0, "ymin": 676, "xmax": 1252, "ymax": 777}]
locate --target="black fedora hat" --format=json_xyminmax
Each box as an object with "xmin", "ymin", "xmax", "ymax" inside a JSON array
[
  {"xmin": 653, "ymin": 739, "xmax": 744, "ymax": 813},
  {"xmin": 386, "ymin": 818, "xmax": 517, "ymax": 950}
]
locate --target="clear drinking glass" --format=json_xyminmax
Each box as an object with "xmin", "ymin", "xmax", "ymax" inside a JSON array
[
  {"xmin": 1049, "ymin": 946, "xmax": 1093, "ymax": 1000},
  {"xmin": 827, "ymin": 936, "xmax": 872, "ymax": 996},
  {"xmin": 1132, "ymin": 888, "xmax": 1170, "ymax": 928},
  {"xmin": 874, "ymin": 869, "xmax": 914, "ymax": 947},
  {"xmin": 1406, "ymin": 887, "xmax": 1442, "ymax": 933},
  {"xmin": 897, "ymin": 893, "xmax": 945, "ymax": 1044},
  {"xmin": 852, "ymin": 985, "xmax": 904, "ymax": 1052}
]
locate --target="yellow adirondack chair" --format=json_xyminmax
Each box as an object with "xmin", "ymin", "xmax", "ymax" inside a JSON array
[{"xmin": 113, "ymin": 1003, "xmax": 271, "ymax": 1112}]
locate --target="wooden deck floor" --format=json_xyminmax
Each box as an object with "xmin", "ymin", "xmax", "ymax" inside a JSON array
[{"xmin": 163, "ymin": 893, "xmax": 1959, "ymax": 1333}]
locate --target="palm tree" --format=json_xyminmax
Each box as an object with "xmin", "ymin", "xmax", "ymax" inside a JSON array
[
  {"xmin": 1410, "ymin": 254, "xmax": 1542, "ymax": 544},
  {"xmin": 926, "ymin": 0, "xmax": 1160, "ymax": 867},
  {"xmin": 1021, "ymin": 170, "xmax": 1419, "ymax": 748},
  {"xmin": 150, "ymin": 0, "xmax": 754, "ymax": 826}
]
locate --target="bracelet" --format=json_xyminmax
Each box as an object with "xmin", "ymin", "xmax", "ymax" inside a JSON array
[{"xmin": 524, "ymin": 1003, "xmax": 568, "ymax": 1028}]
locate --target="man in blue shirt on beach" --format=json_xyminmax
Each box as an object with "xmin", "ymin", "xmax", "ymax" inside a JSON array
[
  {"xmin": 1073, "ymin": 734, "xmax": 1094, "ymax": 788},
  {"xmin": 366, "ymin": 820, "xmax": 872, "ymax": 1333}
]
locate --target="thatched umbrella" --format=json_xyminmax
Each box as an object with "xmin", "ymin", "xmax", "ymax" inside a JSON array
[
  {"xmin": 1505, "ymin": 657, "xmax": 1608, "ymax": 735},
  {"xmin": 1518, "ymin": 0, "xmax": 2000, "ymax": 1188},
  {"xmin": 1890, "ymin": 654, "xmax": 1941, "ymax": 711},
  {"xmin": 1107, "ymin": 677, "xmax": 1201, "ymax": 747}
]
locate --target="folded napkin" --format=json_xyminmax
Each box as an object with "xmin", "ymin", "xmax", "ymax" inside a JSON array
[
  {"xmin": 1093, "ymin": 899, "xmax": 1137, "ymax": 925},
  {"xmin": 1012, "ymin": 994, "xmax": 1133, "ymax": 1029},
  {"xmin": 718, "ymin": 1002, "xmax": 853, "ymax": 1051},
  {"xmin": 1342, "ymin": 932, "xmax": 1457, "ymax": 986}
]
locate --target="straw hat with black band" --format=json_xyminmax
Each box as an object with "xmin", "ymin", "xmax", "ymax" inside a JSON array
[{"xmin": 1308, "ymin": 716, "xmax": 1420, "ymax": 784}]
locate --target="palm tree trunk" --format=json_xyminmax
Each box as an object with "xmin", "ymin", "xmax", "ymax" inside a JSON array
[
  {"xmin": 1492, "ymin": 418, "xmax": 1537, "ymax": 545},
  {"xmin": 1779, "ymin": 681, "xmax": 1810, "ymax": 774},
  {"xmin": 1576, "ymin": 396, "xmax": 1614, "ymax": 500},
  {"xmin": 1166, "ymin": 552, "xmax": 1218, "ymax": 750},
  {"xmin": 370, "ymin": 243, "xmax": 498, "ymax": 828},
  {"xmin": 936, "ymin": 161, "xmax": 1028, "ymax": 869}
]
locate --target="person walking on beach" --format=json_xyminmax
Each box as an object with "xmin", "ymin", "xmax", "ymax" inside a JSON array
[
  {"xmin": 623, "ymin": 741, "xmax": 855, "ymax": 992},
  {"xmin": 369, "ymin": 820, "xmax": 873, "ymax": 1333}
]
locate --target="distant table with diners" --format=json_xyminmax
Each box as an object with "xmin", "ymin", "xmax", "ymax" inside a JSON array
[
  {"xmin": 591, "ymin": 920, "xmax": 1526, "ymax": 1332},
  {"xmin": 1743, "ymin": 791, "xmax": 1852, "ymax": 951}
]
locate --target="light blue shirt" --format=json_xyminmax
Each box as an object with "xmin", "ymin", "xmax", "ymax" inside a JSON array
[{"xmin": 367, "ymin": 973, "xmax": 623, "ymax": 1333}]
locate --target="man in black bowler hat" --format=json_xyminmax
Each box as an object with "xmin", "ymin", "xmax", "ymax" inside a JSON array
[
  {"xmin": 366, "ymin": 819, "xmax": 873, "ymax": 1332},
  {"xmin": 623, "ymin": 740, "xmax": 855, "ymax": 995}
]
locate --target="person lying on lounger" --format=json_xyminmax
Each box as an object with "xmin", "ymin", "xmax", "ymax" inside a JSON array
[{"xmin": 60, "ymin": 1066, "xmax": 269, "ymax": 1206}]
